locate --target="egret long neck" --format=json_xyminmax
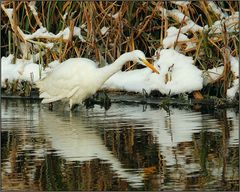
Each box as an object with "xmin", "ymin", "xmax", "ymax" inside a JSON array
[{"xmin": 98, "ymin": 52, "xmax": 132, "ymax": 83}]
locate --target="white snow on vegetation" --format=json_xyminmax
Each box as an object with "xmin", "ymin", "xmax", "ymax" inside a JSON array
[
  {"xmin": 202, "ymin": 55, "xmax": 239, "ymax": 99},
  {"xmin": 28, "ymin": 1, "xmax": 39, "ymax": 17},
  {"xmin": 20, "ymin": 26, "xmax": 85, "ymax": 42},
  {"xmin": 103, "ymin": 49, "xmax": 203, "ymax": 95},
  {"xmin": 22, "ymin": 27, "xmax": 55, "ymax": 40},
  {"xmin": 227, "ymin": 79, "xmax": 239, "ymax": 99},
  {"xmin": 172, "ymin": 1, "xmax": 190, "ymax": 7},
  {"xmin": 207, "ymin": 1, "xmax": 227, "ymax": 19},
  {"xmin": 230, "ymin": 55, "xmax": 239, "ymax": 77},
  {"xmin": 150, "ymin": 49, "xmax": 203, "ymax": 95},
  {"xmin": 206, "ymin": 12, "xmax": 239, "ymax": 34},
  {"xmin": 161, "ymin": 8, "xmax": 203, "ymax": 33},
  {"xmin": 227, "ymin": 56, "xmax": 239, "ymax": 99},
  {"xmin": 1, "ymin": 55, "xmax": 41, "ymax": 87},
  {"xmin": 163, "ymin": 26, "xmax": 196, "ymax": 50},
  {"xmin": 108, "ymin": 12, "xmax": 120, "ymax": 19},
  {"xmin": 159, "ymin": 5, "xmax": 238, "ymax": 35},
  {"xmin": 2, "ymin": 8, "xmax": 13, "ymax": 20},
  {"xmin": 1, "ymin": 54, "xmax": 59, "ymax": 88},
  {"xmin": 61, "ymin": 27, "xmax": 86, "ymax": 42},
  {"xmin": 202, "ymin": 66, "xmax": 224, "ymax": 86},
  {"xmin": 63, "ymin": 12, "xmax": 68, "ymax": 20},
  {"xmin": 100, "ymin": 26, "xmax": 109, "ymax": 35}
]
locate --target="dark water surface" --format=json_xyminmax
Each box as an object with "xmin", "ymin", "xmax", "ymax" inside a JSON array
[{"xmin": 1, "ymin": 99, "xmax": 239, "ymax": 191}]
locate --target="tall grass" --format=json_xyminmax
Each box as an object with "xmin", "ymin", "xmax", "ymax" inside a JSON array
[{"xmin": 1, "ymin": 1, "xmax": 239, "ymax": 98}]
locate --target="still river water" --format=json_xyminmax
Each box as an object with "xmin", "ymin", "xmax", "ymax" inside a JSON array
[{"xmin": 1, "ymin": 99, "xmax": 239, "ymax": 191}]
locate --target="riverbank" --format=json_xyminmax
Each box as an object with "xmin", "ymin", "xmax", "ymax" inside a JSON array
[{"xmin": 1, "ymin": 88, "xmax": 238, "ymax": 111}]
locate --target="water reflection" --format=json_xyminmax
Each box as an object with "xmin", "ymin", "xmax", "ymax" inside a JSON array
[
  {"xmin": 1, "ymin": 99, "xmax": 239, "ymax": 191},
  {"xmin": 40, "ymin": 109, "xmax": 144, "ymax": 188}
]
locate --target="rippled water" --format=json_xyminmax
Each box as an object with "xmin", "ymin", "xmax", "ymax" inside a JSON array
[{"xmin": 1, "ymin": 99, "xmax": 239, "ymax": 191}]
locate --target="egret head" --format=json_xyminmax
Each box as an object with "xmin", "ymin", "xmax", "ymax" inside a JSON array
[{"xmin": 132, "ymin": 50, "xmax": 159, "ymax": 74}]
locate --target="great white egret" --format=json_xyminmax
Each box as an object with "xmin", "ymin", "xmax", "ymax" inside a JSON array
[{"xmin": 36, "ymin": 50, "xmax": 159, "ymax": 110}]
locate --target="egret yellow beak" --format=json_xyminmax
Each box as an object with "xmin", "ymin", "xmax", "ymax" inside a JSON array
[{"xmin": 143, "ymin": 59, "xmax": 159, "ymax": 74}]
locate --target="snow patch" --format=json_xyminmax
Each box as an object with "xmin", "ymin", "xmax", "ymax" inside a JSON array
[
  {"xmin": 1, "ymin": 54, "xmax": 59, "ymax": 87},
  {"xmin": 101, "ymin": 26, "xmax": 109, "ymax": 35},
  {"xmin": 202, "ymin": 66, "xmax": 224, "ymax": 86},
  {"xmin": 21, "ymin": 26, "xmax": 85, "ymax": 42},
  {"xmin": 163, "ymin": 26, "xmax": 196, "ymax": 51},
  {"xmin": 103, "ymin": 49, "xmax": 203, "ymax": 95},
  {"xmin": 227, "ymin": 79, "xmax": 239, "ymax": 99},
  {"xmin": 208, "ymin": 12, "xmax": 239, "ymax": 34},
  {"xmin": 29, "ymin": 1, "xmax": 38, "ymax": 16}
]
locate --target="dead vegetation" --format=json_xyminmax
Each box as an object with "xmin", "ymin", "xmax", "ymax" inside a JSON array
[{"xmin": 1, "ymin": 1, "xmax": 239, "ymax": 98}]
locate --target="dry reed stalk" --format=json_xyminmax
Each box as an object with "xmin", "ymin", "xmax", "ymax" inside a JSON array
[
  {"xmin": 74, "ymin": 46, "xmax": 81, "ymax": 57},
  {"xmin": 23, "ymin": 3, "xmax": 35, "ymax": 30},
  {"xmin": 208, "ymin": 38, "xmax": 222, "ymax": 52},
  {"xmin": 193, "ymin": 90, "xmax": 204, "ymax": 100},
  {"xmin": 15, "ymin": 2, "xmax": 23, "ymax": 12},
  {"xmin": 50, "ymin": 50, "xmax": 58, "ymax": 61},
  {"xmin": 62, "ymin": 0, "xmax": 71, "ymax": 11},
  {"xmin": 135, "ymin": 7, "xmax": 156, "ymax": 39},
  {"xmin": 40, "ymin": 1, "xmax": 47, "ymax": 27},
  {"xmin": 27, "ymin": 2, "xmax": 42, "ymax": 28},
  {"xmin": 1, "ymin": 3, "xmax": 25, "ymax": 43},
  {"xmin": 174, "ymin": 15, "xmax": 186, "ymax": 49},
  {"xmin": 199, "ymin": 0, "xmax": 213, "ymax": 26},
  {"xmin": 221, "ymin": 49, "xmax": 231, "ymax": 97},
  {"xmin": 60, "ymin": 19, "xmax": 75, "ymax": 62}
]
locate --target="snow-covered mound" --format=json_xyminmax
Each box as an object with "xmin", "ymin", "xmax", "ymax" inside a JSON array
[
  {"xmin": 103, "ymin": 49, "xmax": 203, "ymax": 95},
  {"xmin": 1, "ymin": 54, "xmax": 59, "ymax": 88},
  {"xmin": 151, "ymin": 48, "xmax": 203, "ymax": 94},
  {"xmin": 202, "ymin": 54, "xmax": 239, "ymax": 99}
]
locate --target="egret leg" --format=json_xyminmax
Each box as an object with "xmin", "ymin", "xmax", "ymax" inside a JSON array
[
  {"xmin": 69, "ymin": 99, "xmax": 79, "ymax": 111},
  {"xmin": 142, "ymin": 88, "xmax": 148, "ymax": 99},
  {"xmin": 102, "ymin": 91, "xmax": 111, "ymax": 110},
  {"xmin": 49, "ymin": 102, "xmax": 53, "ymax": 110},
  {"xmin": 69, "ymin": 99, "xmax": 73, "ymax": 110},
  {"xmin": 70, "ymin": 104, "xmax": 79, "ymax": 111},
  {"xmin": 83, "ymin": 96, "xmax": 95, "ymax": 109},
  {"xmin": 141, "ymin": 88, "xmax": 148, "ymax": 104}
]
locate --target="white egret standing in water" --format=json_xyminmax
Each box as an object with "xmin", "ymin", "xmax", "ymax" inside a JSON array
[{"xmin": 36, "ymin": 50, "xmax": 159, "ymax": 110}]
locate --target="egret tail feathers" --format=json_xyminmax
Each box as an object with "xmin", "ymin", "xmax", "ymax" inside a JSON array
[
  {"xmin": 41, "ymin": 95, "xmax": 65, "ymax": 103},
  {"xmin": 67, "ymin": 87, "xmax": 79, "ymax": 98},
  {"xmin": 39, "ymin": 91, "xmax": 65, "ymax": 103},
  {"xmin": 39, "ymin": 92, "xmax": 51, "ymax": 98}
]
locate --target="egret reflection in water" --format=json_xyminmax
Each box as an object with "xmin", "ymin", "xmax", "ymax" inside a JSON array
[{"xmin": 40, "ymin": 108, "xmax": 144, "ymax": 188}]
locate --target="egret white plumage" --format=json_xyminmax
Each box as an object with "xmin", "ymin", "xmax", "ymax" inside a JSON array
[{"xmin": 36, "ymin": 50, "xmax": 159, "ymax": 110}]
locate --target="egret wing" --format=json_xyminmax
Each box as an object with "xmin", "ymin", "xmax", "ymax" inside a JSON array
[{"xmin": 37, "ymin": 58, "xmax": 97, "ymax": 102}]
